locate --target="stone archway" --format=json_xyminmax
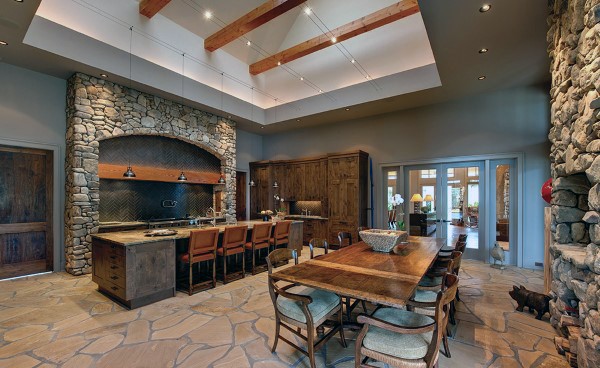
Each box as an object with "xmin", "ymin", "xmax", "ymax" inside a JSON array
[{"xmin": 65, "ymin": 73, "xmax": 236, "ymax": 275}]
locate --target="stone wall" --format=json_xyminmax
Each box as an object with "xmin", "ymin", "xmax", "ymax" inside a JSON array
[
  {"xmin": 547, "ymin": 0, "xmax": 600, "ymax": 366},
  {"xmin": 65, "ymin": 73, "xmax": 236, "ymax": 275}
]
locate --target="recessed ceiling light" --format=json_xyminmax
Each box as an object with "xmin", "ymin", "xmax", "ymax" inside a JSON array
[
  {"xmin": 479, "ymin": 48, "xmax": 488, "ymax": 53},
  {"xmin": 300, "ymin": 77, "xmax": 304, "ymax": 81},
  {"xmin": 204, "ymin": 10, "xmax": 212, "ymax": 19},
  {"xmin": 246, "ymin": 41, "xmax": 251, "ymax": 46},
  {"xmin": 479, "ymin": 4, "xmax": 491, "ymax": 12},
  {"xmin": 351, "ymin": 59, "xmax": 355, "ymax": 64},
  {"xmin": 0, "ymin": 40, "xmax": 7, "ymax": 46},
  {"xmin": 304, "ymin": 7, "xmax": 311, "ymax": 15},
  {"xmin": 331, "ymin": 37, "xmax": 337, "ymax": 43},
  {"xmin": 345, "ymin": 108, "xmax": 350, "ymax": 111},
  {"xmin": 478, "ymin": 75, "xmax": 486, "ymax": 80},
  {"xmin": 227, "ymin": 115, "xmax": 231, "ymax": 118},
  {"xmin": 260, "ymin": 126, "xmax": 264, "ymax": 129},
  {"xmin": 366, "ymin": 75, "xmax": 371, "ymax": 80},
  {"xmin": 297, "ymin": 119, "xmax": 300, "ymax": 122},
  {"xmin": 100, "ymin": 73, "xmax": 108, "ymax": 78},
  {"xmin": 14, "ymin": 0, "xmax": 24, "ymax": 2}
]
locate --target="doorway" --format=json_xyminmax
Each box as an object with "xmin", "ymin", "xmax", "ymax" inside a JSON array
[
  {"xmin": 236, "ymin": 171, "xmax": 247, "ymax": 221},
  {"xmin": 384, "ymin": 155, "xmax": 520, "ymax": 265},
  {"xmin": 0, "ymin": 144, "xmax": 54, "ymax": 279}
]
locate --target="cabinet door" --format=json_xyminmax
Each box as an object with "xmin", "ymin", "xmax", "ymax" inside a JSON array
[
  {"xmin": 92, "ymin": 241, "xmax": 107, "ymax": 282},
  {"xmin": 304, "ymin": 161, "xmax": 321, "ymax": 200},
  {"xmin": 293, "ymin": 164, "xmax": 305, "ymax": 200},
  {"xmin": 127, "ymin": 240, "xmax": 175, "ymax": 299},
  {"xmin": 272, "ymin": 164, "xmax": 286, "ymax": 200}
]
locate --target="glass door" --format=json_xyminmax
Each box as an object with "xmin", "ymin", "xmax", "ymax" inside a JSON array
[
  {"xmin": 489, "ymin": 159, "xmax": 517, "ymax": 265},
  {"xmin": 403, "ymin": 161, "xmax": 485, "ymax": 260}
]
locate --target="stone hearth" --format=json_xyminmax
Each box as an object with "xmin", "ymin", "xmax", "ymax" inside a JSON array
[
  {"xmin": 547, "ymin": 0, "xmax": 600, "ymax": 366},
  {"xmin": 65, "ymin": 73, "xmax": 236, "ymax": 276}
]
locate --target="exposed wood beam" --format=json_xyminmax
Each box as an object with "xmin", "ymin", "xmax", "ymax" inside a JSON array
[
  {"xmin": 249, "ymin": 0, "xmax": 420, "ymax": 75},
  {"xmin": 204, "ymin": 0, "xmax": 307, "ymax": 52},
  {"xmin": 139, "ymin": 0, "xmax": 171, "ymax": 19}
]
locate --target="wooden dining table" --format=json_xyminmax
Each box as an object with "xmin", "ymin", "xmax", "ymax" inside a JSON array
[{"xmin": 269, "ymin": 236, "xmax": 446, "ymax": 308}]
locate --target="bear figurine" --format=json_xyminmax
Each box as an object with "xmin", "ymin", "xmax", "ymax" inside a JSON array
[{"xmin": 508, "ymin": 285, "xmax": 551, "ymax": 320}]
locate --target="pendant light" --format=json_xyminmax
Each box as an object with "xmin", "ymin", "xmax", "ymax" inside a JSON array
[
  {"xmin": 123, "ymin": 164, "xmax": 136, "ymax": 178},
  {"xmin": 249, "ymin": 179, "xmax": 255, "ymax": 187},
  {"xmin": 178, "ymin": 172, "xmax": 187, "ymax": 181},
  {"xmin": 218, "ymin": 174, "xmax": 225, "ymax": 184},
  {"xmin": 273, "ymin": 180, "xmax": 279, "ymax": 188}
]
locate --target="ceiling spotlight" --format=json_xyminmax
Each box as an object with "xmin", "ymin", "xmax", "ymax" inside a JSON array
[
  {"xmin": 478, "ymin": 48, "xmax": 488, "ymax": 53},
  {"xmin": 366, "ymin": 75, "xmax": 371, "ymax": 80},
  {"xmin": 331, "ymin": 37, "xmax": 337, "ymax": 43},
  {"xmin": 227, "ymin": 115, "xmax": 231, "ymax": 118},
  {"xmin": 14, "ymin": 0, "xmax": 24, "ymax": 2},
  {"xmin": 260, "ymin": 126, "xmax": 264, "ymax": 129},
  {"xmin": 304, "ymin": 7, "xmax": 311, "ymax": 15},
  {"xmin": 0, "ymin": 40, "xmax": 7, "ymax": 46},
  {"xmin": 478, "ymin": 75, "xmax": 486, "ymax": 80},
  {"xmin": 100, "ymin": 73, "xmax": 108, "ymax": 78},
  {"xmin": 277, "ymin": 61, "xmax": 281, "ymax": 66},
  {"xmin": 479, "ymin": 4, "xmax": 491, "ymax": 12},
  {"xmin": 204, "ymin": 10, "xmax": 212, "ymax": 19},
  {"xmin": 351, "ymin": 59, "xmax": 355, "ymax": 64},
  {"xmin": 345, "ymin": 108, "xmax": 350, "ymax": 111},
  {"xmin": 246, "ymin": 40, "xmax": 251, "ymax": 46},
  {"xmin": 318, "ymin": 89, "xmax": 323, "ymax": 93},
  {"xmin": 300, "ymin": 77, "xmax": 304, "ymax": 81}
]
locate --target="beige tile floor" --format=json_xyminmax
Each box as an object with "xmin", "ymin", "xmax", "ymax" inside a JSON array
[{"xmin": 0, "ymin": 247, "xmax": 569, "ymax": 368}]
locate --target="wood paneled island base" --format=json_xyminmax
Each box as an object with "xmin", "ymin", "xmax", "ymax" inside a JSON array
[{"xmin": 270, "ymin": 237, "xmax": 446, "ymax": 308}]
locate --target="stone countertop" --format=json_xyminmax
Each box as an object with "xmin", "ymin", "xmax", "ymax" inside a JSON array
[
  {"xmin": 92, "ymin": 220, "xmax": 304, "ymax": 246},
  {"xmin": 285, "ymin": 215, "xmax": 329, "ymax": 220},
  {"xmin": 98, "ymin": 221, "xmax": 148, "ymax": 229}
]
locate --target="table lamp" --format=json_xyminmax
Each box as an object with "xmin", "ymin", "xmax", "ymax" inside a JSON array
[
  {"xmin": 423, "ymin": 194, "xmax": 433, "ymax": 213},
  {"xmin": 410, "ymin": 193, "xmax": 423, "ymax": 213}
]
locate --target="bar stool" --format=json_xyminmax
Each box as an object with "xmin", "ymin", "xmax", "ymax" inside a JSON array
[
  {"xmin": 270, "ymin": 220, "xmax": 292, "ymax": 250},
  {"xmin": 218, "ymin": 225, "xmax": 248, "ymax": 283},
  {"xmin": 177, "ymin": 228, "xmax": 219, "ymax": 295},
  {"xmin": 245, "ymin": 222, "xmax": 272, "ymax": 275}
]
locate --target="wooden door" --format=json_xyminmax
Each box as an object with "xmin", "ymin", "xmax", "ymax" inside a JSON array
[
  {"xmin": 0, "ymin": 145, "xmax": 53, "ymax": 279},
  {"xmin": 235, "ymin": 171, "xmax": 247, "ymax": 221}
]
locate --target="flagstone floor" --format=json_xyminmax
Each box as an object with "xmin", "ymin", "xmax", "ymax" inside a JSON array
[{"xmin": 0, "ymin": 247, "xmax": 568, "ymax": 368}]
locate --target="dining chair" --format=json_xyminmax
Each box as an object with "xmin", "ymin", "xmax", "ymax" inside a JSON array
[
  {"xmin": 177, "ymin": 228, "xmax": 219, "ymax": 295},
  {"xmin": 270, "ymin": 220, "xmax": 292, "ymax": 250},
  {"xmin": 218, "ymin": 225, "xmax": 247, "ymax": 283},
  {"xmin": 308, "ymin": 238, "xmax": 329, "ymax": 259},
  {"xmin": 266, "ymin": 248, "xmax": 347, "ymax": 368},
  {"xmin": 335, "ymin": 231, "xmax": 370, "ymax": 319},
  {"xmin": 338, "ymin": 231, "xmax": 353, "ymax": 248},
  {"xmin": 436, "ymin": 241, "xmax": 466, "ymax": 303},
  {"xmin": 439, "ymin": 234, "xmax": 467, "ymax": 253},
  {"xmin": 411, "ymin": 251, "xmax": 462, "ymax": 358},
  {"xmin": 355, "ymin": 273, "xmax": 459, "ymax": 368},
  {"xmin": 245, "ymin": 222, "xmax": 272, "ymax": 275}
]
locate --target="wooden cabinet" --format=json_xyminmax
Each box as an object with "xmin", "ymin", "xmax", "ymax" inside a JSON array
[
  {"xmin": 250, "ymin": 164, "xmax": 271, "ymax": 219},
  {"xmin": 92, "ymin": 238, "xmax": 175, "ymax": 309},
  {"xmin": 302, "ymin": 219, "xmax": 328, "ymax": 245},
  {"xmin": 303, "ymin": 159, "xmax": 326, "ymax": 201}
]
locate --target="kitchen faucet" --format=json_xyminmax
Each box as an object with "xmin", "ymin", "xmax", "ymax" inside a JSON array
[
  {"xmin": 302, "ymin": 208, "xmax": 308, "ymax": 216},
  {"xmin": 206, "ymin": 207, "xmax": 217, "ymax": 227}
]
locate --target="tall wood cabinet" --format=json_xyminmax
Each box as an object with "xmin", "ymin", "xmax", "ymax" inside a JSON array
[{"xmin": 249, "ymin": 151, "xmax": 368, "ymax": 246}]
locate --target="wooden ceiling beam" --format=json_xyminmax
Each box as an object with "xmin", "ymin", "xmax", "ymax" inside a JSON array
[
  {"xmin": 204, "ymin": 0, "xmax": 307, "ymax": 52},
  {"xmin": 139, "ymin": 0, "xmax": 172, "ymax": 19},
  {"xmin": 249, "ymin": 0, "xmax": 420, "ymax": 75}
]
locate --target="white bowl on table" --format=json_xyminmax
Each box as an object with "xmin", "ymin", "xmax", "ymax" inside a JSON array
[{"xmin": 359, "ymin": 229, "xmax": 408, "ymax": 252}]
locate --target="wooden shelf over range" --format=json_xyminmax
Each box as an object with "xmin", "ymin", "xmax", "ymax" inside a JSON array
[{"xmin": 98, "ymin": 163, "xmax": 222, "ymax": 185}]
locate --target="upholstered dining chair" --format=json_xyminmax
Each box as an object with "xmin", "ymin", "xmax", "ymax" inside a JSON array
[
  {"xmin": 267, "ymin": 248, "xmax": 346, "ymax": 368},
  {"xmin": 270, "ymin": 220, "xmax": 292, "ymax": 250},
  {"xmin": 245, "ymin": 222, "xmax": 272, "ymax": 275},
  {"xmin": 308, "ymin": 238, "xmax": 329, "ymax": 259},
  {"xmin": 439, "ymin": 234, "xmax": 467, "ymax": 253},
  {"xmin": 178, "ymin": 227, "xmax": 219, "ymax": 295},
  {"xmin": 218, "ymin": 225, "xmax": 247, "ymax": 283},
  {"xmin": 411, "ymin": 251, "xmax": 462, "ymax": 358},
  {"xmin": 355, "ymin": 273, "xmax": 459, "ymax": 368}
]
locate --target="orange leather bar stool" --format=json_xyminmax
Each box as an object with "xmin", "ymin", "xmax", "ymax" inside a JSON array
[
  {"xmin": 218, "ymin": 225, "xmax": 248, "ymax": 283},
  {"xmin": 270, "ymin": 220, "xmax": 292, "ymax": 251},
  {"xmin": 178, "ymin": 228, "xmax": 219, "ymax": 295},
  {"xmin": 245, "ymin": 222, "xmax": 272, "ymax": 275}
]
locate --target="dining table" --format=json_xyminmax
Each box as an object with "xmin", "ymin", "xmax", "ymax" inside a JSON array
[{"xmin": 269, "ymin": 236, "xmax": 446, "ymax": 308}]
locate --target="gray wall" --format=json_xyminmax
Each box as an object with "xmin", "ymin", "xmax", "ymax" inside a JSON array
[
  {"xmin": 236, "ymin": 129, "xmax": 263, "ymax": 220},
  {"xmin": 0, "ymin": 62, "xmax": 67, "ymax": 271},
  {"xmin": 262, "ymin": 85, "xmax": 551, "ymax": 269}
]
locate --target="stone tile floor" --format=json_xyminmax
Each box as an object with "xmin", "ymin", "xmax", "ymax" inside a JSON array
[{"xmin": 0, "ymin": 247, "xmax": 569, "ymax": 367}]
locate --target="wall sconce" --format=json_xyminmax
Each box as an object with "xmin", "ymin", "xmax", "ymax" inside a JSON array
[
  {"xmin": 177, "ymin": 172, "xmax": 187, "ymax": 181},
  {"xmin": 410, "ymin": 193, "xmax": 423, "ymax": 213},
  {"xmin": 249, "ymin": 179, "xmax": 255, "ymax": 187},
  {"xmin": 218, "ymin": 174, "xmax": 225, "ymax": 184}
]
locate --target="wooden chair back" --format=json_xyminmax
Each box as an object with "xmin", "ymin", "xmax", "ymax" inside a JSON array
[
  {"xmin": 188, "ymin": 228, "xmax": 219, "ymax": 258},
  {"xmin": 251, "ymin": 222, "xmax": 272, "ymax": 245},
  {"xmin": 266, "ymin": 248, "xmax": 298, "ymax": 275},
  {"xmin": 425, "ymin": 273, "xmax": 459, "ymax": 365},
  {"xmin": 222, "ymin": 225, "xmax": 247, "ymax": 251},
  {"xmin": 338, "ymin": 232, "xmax": 352, "ymax": 248},
  {"xmin": 454, "ymin": 241, "xmax": 467, "ymax": 254},
  {"xmin": 309, "ymin": 238, "xmax": 328, "ymax": 259},
  {"xmin": 273, "ymin": 220, "xmax": 292, "ymax": 241},
  {"xmin": 457, "ymin": 234, "xmax": 468, "ymax": 242}
]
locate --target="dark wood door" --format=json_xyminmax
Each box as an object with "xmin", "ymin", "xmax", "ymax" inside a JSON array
[
  {"xmin": 236, "ymin": 171, "xmax": 247, "ymax": 221},
  {"xmin": 0, "ymin": 145, "xmax": 53, "ymax": 279}
]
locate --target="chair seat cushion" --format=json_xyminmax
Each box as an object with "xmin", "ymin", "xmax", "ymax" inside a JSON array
[
  {"xmin": 276, "ymin": 286, "xmax": 340, "ymax": 323},
  {"xmin": 180, "ymin": 252, "xmax": 214, "ymax": 263},
  {"xmin": 217, "ymin": 246, "xmax": 244, "ymax": 256},
  {"xmin": 419, "ymin": 276, "xmax": 442, "ymax": 287},
  {"xmin": 270, "ymin": 237, "xmax": 289, "ymax": 246},
  {"xmin": 244, "ymin": 241, "xmax": 270, "ymax": 250},
  {"xmin": 363, "ymin": 308, "xmax": 434, "ymax": 360},
  {"xmin": 440, "ymin": 245, "xmax": 455, "ymax": 252},
  {"xmin": 412, "ymin": 290, "xmax": 438, "ymax": 303}
]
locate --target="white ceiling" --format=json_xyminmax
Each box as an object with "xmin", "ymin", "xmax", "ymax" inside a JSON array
[{"xmin": 0, "ymin": 0, "xmax": 550, "ymax": 134}]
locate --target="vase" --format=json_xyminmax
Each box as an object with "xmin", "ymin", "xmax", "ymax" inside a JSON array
[{"xmin": 262, "ymin": 215, "xmax": 269, "ymax": 222}]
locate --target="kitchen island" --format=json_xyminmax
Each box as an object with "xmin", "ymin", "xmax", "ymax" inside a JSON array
[{"xmin": 91, "ymin": 220, "xmax": 303, "ymax": 309}]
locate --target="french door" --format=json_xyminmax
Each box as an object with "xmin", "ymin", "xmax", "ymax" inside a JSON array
[{"xmin": 403, "ymin": 161, "xmax": 485, "ymax": 260}]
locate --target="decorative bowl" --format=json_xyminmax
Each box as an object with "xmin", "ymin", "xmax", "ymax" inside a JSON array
[{"xmin": 359, "ymin": 229, "xmax": 408, "ymax": 252}]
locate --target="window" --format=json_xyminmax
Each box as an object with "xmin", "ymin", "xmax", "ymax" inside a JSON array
[
  {"xmin": 467, "ymin": 184, "xmax": 479, "ymax": 207},
  {"xmin": 422, "ymin": 186, "xmax": 435, "ymax": 212},
  {"xmin": 447, "ymin": 168, "xmax": 454, "ymax": 177},
  {"xmin": 468, "ymin": 167, "xmax": 479, "ymax": 177},
  {"xmin": 421, "ymin": 169, "xmax": 436, "ymax": 178}
]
